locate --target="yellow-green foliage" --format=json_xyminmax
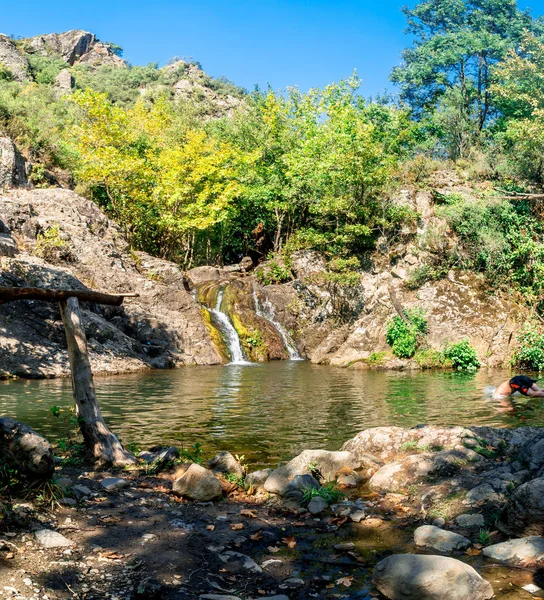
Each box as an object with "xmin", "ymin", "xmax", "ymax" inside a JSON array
[
  {"xmin": 230, "ymin": 312, "xmax": 268, "ymax": 362},
  {"xmin": 35, "ymin": 225, "xmax": 73, "ymax": 263}
]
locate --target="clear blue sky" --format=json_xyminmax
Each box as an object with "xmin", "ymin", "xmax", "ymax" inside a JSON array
[{"xmin": 2, "ymin": 0, "xmax": 544, "ymax": 97}]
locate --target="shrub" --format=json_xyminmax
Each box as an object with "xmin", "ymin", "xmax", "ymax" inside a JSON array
[
  {"xmin": 386, "ymin": 308, "xmax": 428, "ymax": 358},
  {"xmin": 255, "ymin": 254, "xmax": 292, "ymax": 285},
  {"xmin": 35, "ymin": 225, "xmax": 74, "ymax": 263},
  {"xmin": 405, "ymin": 264, "xmax": 434, "ymax": 290},
  {"xmin": 512, "ymin": 324, "xmax": 544, "ymax": 370},
  {"xmin": 443, "ymin": 339, "xmax": 480, "ymax": 371},
  {"xmin": 414, "ymin": 348, "xmax": 447, "ymax": 368}
]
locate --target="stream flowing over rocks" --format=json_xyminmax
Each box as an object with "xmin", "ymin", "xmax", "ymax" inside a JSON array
[{"xmin": 3, "ymin": 422, "xmax": 544, "ymax": 599}]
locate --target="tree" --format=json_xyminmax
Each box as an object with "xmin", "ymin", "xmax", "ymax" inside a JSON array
[{"xmin": 391, "ymin": 0, "xmax": 542, "ymax": 156}]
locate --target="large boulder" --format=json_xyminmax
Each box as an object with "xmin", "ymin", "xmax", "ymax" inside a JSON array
[
  {"xmin": 0, "ymin": 137, "xmax": 28, "ymax": 188},
  {"xmin": 172, "ymin": 463, "xmax": 222, "ymax": 501},
  {"xmin": 372, "ymin": 554, "xmax": 494, "ymax": 600},
  {"xmin": 498, "ymin": 478, "xmax": 544, "ymax": 536},
  {"xmin": 369, "ymin": 450, "xmax": 469, "ymax": 492},
  {"xmin": 483, "ymin": 536, "xmax": 544, "ymax": 567},
  {"xmin": 0, "ymin": 35, "xmax": 30, "ymax": 81},
  {"xmin": 414, "ymin": 525, "xmax": 471, "ymax": 553},
  {"xmin": 0, "ymin": 417, "xmax": 54, "ymax": 478},
  {"xmin": 264, "ymin": 449, "xmax": 360, "ymax": 495}
]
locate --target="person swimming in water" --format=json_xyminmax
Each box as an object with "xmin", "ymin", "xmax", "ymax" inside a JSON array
[{"xmin": 493, "ymin": 375, "xmax": 544, "ymax": 399}]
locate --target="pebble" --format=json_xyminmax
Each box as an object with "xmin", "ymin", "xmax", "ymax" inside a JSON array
[
  {"xmin": 262, "ymin": 558, "xmax": 283, "ymax": 568},
  {"xmin": 349, "ymin": 510, "xmax": 367, "ymax": 522},
  {"xmin": 34, "ymin": 529, "xmax": 75, "ymax": 549},
  {"xmin": 100, "ymin": 477, "xmax": 130, "ymax": 491}
]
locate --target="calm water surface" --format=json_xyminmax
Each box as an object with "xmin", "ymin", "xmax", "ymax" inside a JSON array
[{"xmin": 1, "ymin": 362, "xmax": 542, "ymax": 468}]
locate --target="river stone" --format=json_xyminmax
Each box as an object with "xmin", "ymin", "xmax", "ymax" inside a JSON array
[
  {"xmin": 372, "ymin": 554, "xmax": 494, "ymax": 600},
  {"xmin": 308, "ymin": 496, "xmax": 329, "ymax": 515},
  {"xmin": 218, "ymin": 551, "xmax": 262, "ymax": 573},
  {"xmin": 245, "ymin": 468, "xmax": 272, "ymax": 488},
  {"xmin": 455, "ymin": 513, "xmax": 485, "ymax": 528},
  {"xmin": 207, "ymin": 451, "xmax": 245, "ymax": 478},
  {"xmin": 499, "ymin": 478, "xmax": 544, "ymax": 536},
  {"xmin": 264, "ymin": 449, "xmax": 360, "ymax": 495},
  {"xmin": 100, "ymin": 477, "xmax": 130, "ymax": 491},
  {"xmin": 35, "ymin": 529, "xmax": 75, "ymax": 548},
  {"xmin": 464, "ymin": 483, "xmax": 501, "ymax": 507},
  {"xmin": 71, "ymin": 484, "xmax": 92, "ymax": 501},
  {"xmin": 369, "ymin": 454, "xmax": 436, "ymax": 492},
  {"xmin": 172, "ymin": 463, "xmax": 222, "ymax": 501},
  {"xmin": 483, "ymin": 536, "xmax": 544, "ymax": 566},
  {"xmin": 414, "ymin": 525, "xmax": 471, "ymax": 553}
]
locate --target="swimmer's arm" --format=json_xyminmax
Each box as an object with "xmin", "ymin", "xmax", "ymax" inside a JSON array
[{"xmin": 526, "ymin": 388, "xmax": 544, "ymax": 398}]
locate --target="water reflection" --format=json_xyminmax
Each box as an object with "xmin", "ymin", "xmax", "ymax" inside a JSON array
[{"xmin": 0, "ymin": 363, "xmax": 542, "ymax": 468}]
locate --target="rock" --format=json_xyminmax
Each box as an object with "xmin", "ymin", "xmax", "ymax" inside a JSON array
[
  {"xmin": 245, "ymin": 468, "xmax": 272, "ymax": 488},
  {"xmin": 135, "ymin": 578, "xmax": 163, "ymax": 599},
  {"xmin": 207, "ymin": 451, "xmax": 245, "ymax": 478},
  {"xmin": 465, "ymin": 483, "xmax": 501, "ymax": 507},
  {"xmin": 0, "ymin": 233, "xmax": 18, "ymax": 257},
  {"xmin": 100, "ymin": 477, "xmax": 130, "ymax": 491},
  {"xmin": 34, "ymin": 529, "xmax": 74, "ymax": 548},
  {"xmin": 58, "ymin": 497, "xmax": 77, "ymax": 506},
  {"xmin": 139, "ymin": 446, "xmax": 180, "ymax": 467},
  {"xmin": 455, "ymin": 513, "xmax": 485, "ymax": 528},
  {"xmin": 285, "ymin": 474, "xmax": 320, "ymax": 493},
  {"xmin": 264, "ymin": 449, "xmax": 360, "ymax": 495},
  {"xmin": 0, "ymin": 34, "xmax": 30, "ymax": 81},
  {"xmin": 499, "ymin": 478, "xmax": 544, "ymax": 535},
  {"xmin": 334, "ymin": 542, "xmax": 356, "ymax": 551},
  {"xmin": 218, "ymin": 551, "xmax": 262, "ymax": 573},
  {"xmin": 240, "ymin": 256, "xmax": 253, "ymax": 272},
  {"xmin": 185, "ymin": 266, "xmax": 224, "ymax": 288},
  {"xmin": 483, "ymin": 536, "xmax": 544, "ymax": 566},
  {"xmin": 308, "ymin": 496, "xmax": 329, "ymax": 514},
  {"xmin": 282, "ymin": 577, "xmax": 304, "ymax": 587},
  {"xmin": 373, "ymin": 554, "xmax": 494, "ymax": 600},
  {"xmin": 0, "ymin": 137, "xmax": 28, "ymax": 188},
  {"xmin": 432, "ymin": 517, "xmax": 446, "ymax": 528},
  {"xmin": 55, "ymin": 69, "xmax": 74, "ymax": 92},
  {"xmin": 414, "ymin": 525, "xmax": 471, "ymax": 553},
  {"xmin": 0, "ymin": 418, "xmax": 54, "ymax": 479},
  {"xmin": 199, "ymin": 596, "xmax": 241, "ymax": 600},
  {"xmin": 71, "ymin": 484, "xmax": 92, "ymax": 500},
  {"xmin": 391, "ymin": 267, "xmax": 407, "ymax": 280},
  {"xmin": 262, "ymin": 558, "xmax": 283, "ymax": 568},
  {"xmin": 349, "ymin": 509, "xmax": 367, "ymax": 522},
  {"xmin": 172, "ymin": 463, "xmax": 222, "ymax": 501},
  {"xmin": 369, "ymin": 450, "xmax": 467, "ymax": 492}
]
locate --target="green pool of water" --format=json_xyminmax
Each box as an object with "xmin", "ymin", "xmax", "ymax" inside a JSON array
[{"xmin": 0, "ymin": 362, "xmax": 542, "ymax": 468}]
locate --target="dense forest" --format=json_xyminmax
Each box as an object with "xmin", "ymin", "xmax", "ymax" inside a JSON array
[{"xmin": 3, "ymin": 0, "xmax": 544, "ymax": 312}]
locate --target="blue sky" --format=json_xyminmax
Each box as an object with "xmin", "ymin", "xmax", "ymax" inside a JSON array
[{"xmin": 2, "ymin": 0, "xmax": 544, "ymax": 97}]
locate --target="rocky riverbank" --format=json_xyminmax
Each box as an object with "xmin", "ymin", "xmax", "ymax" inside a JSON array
[
  {"xmin": 0, "ymin": 179, "xmax": 531, "ymax": 378},
  {"xmin": 3, "ymin": 423, "xmax": 544, "ymax": 599}
]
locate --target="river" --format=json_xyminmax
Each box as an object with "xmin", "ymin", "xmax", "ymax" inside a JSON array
[{"xmin": 1, "ymin": 363, "xmax": 542, "ymax": 468}]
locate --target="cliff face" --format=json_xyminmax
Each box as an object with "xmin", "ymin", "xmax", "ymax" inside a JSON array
[{"xmin": 0, "ymin": 188, "xmax": 223, "ymax": 378}]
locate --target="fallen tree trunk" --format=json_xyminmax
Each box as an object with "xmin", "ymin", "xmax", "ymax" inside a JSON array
[
  {"xmin": 59, "ymin": 297, "xmax": 137, "ymax": 467},
  {"xmin": 0, "ymin": 417, "xmax": 54, "ymax": 479},
  {"xmin": 0, "ymin": 286, "xmax": 138, "ymax": 306}
]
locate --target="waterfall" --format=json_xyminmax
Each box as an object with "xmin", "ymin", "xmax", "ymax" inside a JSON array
[
  {"xmin": 209, "ymin": 289, "xmax": 249, "ymax": 365},
  {"xmin": 253, "ymin": 289, "xmax": 303, "ymax": 360}
]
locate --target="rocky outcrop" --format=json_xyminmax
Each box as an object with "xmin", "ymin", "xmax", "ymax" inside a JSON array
[
  {"xmin": 498, "ymin": 478, "xmax": 544, "ymax": 536},
  {"xmin": 0, "ymin": 137, "xmax": 28, "ymax": 188},
  {"xmin": 373, "ymin": 554, "xmax": 494, "ymax": 600},
  {"xmin": 21, "ymin": 30, "xmax": 125, "ymax": 68},
  {"xmin": 0, "ymin": 34, "xmax": 30, "ymax": 81},
  {"xmin": 0, "ymin": 188, "xmax": 223, "ymax": 378}
]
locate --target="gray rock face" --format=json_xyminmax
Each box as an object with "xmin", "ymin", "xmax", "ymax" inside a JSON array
[
  {"xmin": 465, "ymin": 483, "xmax": 502, "ymax": 507},
  {"xmin": 207, "ymin": 451, "xmax": 245, "ymax": 478},
  {"xmin": 455, "ymin": 513, "xmax": 485, "ymax": 528},
  {"xmin": 245, "ymin": 468, "xmax": 272, "ymax": 488},
  {"xmin": 0, "ymin": 137, "xmax": 28, "ymax": 188},
  {"xmin": 35, "ymin": 529, "xmax": 74, "ymax": 548},
  {"xmin": 499, "ymin": 478, "xmax": 544, "ymax": 536},
  {"xmin": 414, "ymin": 525, "xmax": 471, "ymax": 553},
  {"xmin": 172, "ymin": 463, "xmax": 222, "ymax": 501},
  {"xmin": 100, "ymin": 477, "xmax": 130, "ymax": 491},
  {"xmin": 373, "ymin": 554, "xmax": 494, "ymax": 600},
  {"xmin": 55, "ymin": 68, "xmax": 74, "ymax": 92},
  {"xmin": 483, "ymin": 536, "xmax": 544, "ymax": 566},
  {"xmin": 23, "ymin": 30, "xmax": 95, "ymax": 64},
  {"xmin": 0, "ymin": 232, "xmax": 18, "ymax": 257},
  {"xmin": 0, "ymin": 188, "xmax": 224, "ymax": 378},
  {"xmin": 264, "ymin": 449, "xmax": 360, "ymax": 495},
  {"xmin": 0, "ymin": 35, "xmax": 30, "ymax": 81}
]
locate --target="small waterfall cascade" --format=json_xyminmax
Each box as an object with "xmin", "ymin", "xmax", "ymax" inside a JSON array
[
  {"xmin": 209, "ymin": 289, "xmax": 249, "ymax": 365},
  {"xmin": 253, "ymin": 289, "xmax": 303, "ymax": 360}
]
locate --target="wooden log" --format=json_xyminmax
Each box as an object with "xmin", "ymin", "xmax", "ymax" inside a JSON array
[
  {"xmin": 59, "ymin": 297, "xmax": 136, "ymax": 467},
  {"xmin": 0, "ymin": 287, "xmax": 138, "ymax": 306},
  {"xmin": 0, "ymin": 417, "xmax": 54, "ymax": 479}
]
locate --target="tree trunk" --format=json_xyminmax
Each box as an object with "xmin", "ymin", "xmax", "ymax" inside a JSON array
[
  {"xmin": 0, "ymin": 417, "xmax": 54, "ymax": 479},
  {"xmin": 59, "ymin": 297, "xmax": 137, "ymax": 467}
]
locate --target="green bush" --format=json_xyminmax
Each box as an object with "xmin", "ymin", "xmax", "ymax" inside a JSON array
[
  {"xmin": 386, "ymin": 308, "xmax": 428, "ymax": 358},
  {"xmin": 414, "ymin": 348, "xmax": 447, "ymax": 369},
  {"xmin": 443, "ymin": 339, "xmax": 480, "ymax": 371},
  {"xmin": 512, "ymin": 324, "xmax": 544, "ymax": 370},
  {"xmin": 255, "ymin": 254, "xmax": 292, "ymax": 285}
]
